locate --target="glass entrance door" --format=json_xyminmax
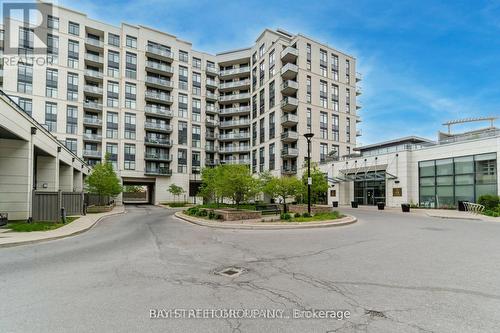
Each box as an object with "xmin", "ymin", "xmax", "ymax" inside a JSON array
[{"xmin": 365, "ymin": 188, "xmax": 375, "ymax": 205}]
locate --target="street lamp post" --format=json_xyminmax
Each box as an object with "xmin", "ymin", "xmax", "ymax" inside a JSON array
[{"xmin": 304, "ymin": 133, "xmax": 314, "ymax": 215}]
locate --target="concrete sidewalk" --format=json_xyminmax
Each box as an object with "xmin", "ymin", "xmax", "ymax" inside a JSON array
[{"xmin": 0, "ymin": 206, "xmax": 125, "ymax": 248}]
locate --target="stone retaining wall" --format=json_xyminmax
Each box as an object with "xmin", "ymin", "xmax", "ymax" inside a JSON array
[
  {"xmin": 213, "ymin": 209, "xmax": 262, "ymax": 221},
  {"xmin": 288, "ymin": 205, "xmax": 333, "ymax": 215}
]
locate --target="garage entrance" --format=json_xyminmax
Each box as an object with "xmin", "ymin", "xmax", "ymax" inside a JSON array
[{"xmin": 122, "ymin": 178, "xmax": 155, "ymax": 204}]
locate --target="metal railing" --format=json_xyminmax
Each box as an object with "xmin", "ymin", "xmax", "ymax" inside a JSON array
[
  {"xmin": 145, "ymin": 61, "xmax": 174, "ymax": 74},
  {"xmin": 219, "ymin": 79, "xmax": 250, "ymax": 89},
  {"xmin": 146, "ymin": 45, "xmax": 173, "ymax": 59},
  {"xmin": 219, "ymin": 67, "xmax": 250, "ymax": 77},
  {"xmin": 144, "ymin": 105, "xmax": 172, "ymax": 117},
  {"xmin": 145, "ymin": 122, "xmax": 172, "ymax": 131},
  {"xmin": 219, "ymin": 93, "xmax": 251, "ymax": 102},
  {"xmin": 219, "ymin": 106, "xmax": 251, "ymax": 115}
]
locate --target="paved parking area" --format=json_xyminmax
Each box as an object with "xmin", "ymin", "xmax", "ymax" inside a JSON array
[{"xmin": 1, "ymin": 205, "xmax": 499, "ymax": 332}]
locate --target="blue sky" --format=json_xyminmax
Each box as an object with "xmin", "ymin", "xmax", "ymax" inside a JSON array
[{"xmin": 60, "ymin": 0, "xmax": 500, "ymax": 144}]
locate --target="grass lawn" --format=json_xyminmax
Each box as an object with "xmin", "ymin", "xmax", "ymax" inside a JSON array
[
  {"xmin": 4, "ymin": 216, "xmax": 80, "ymax": 232},
  {"xmin": 288, "ymin": 211, "xmax": 342, "ymax": 222}
]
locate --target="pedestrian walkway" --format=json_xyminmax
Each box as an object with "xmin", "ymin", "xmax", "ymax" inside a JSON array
[{"xmin": 0, "ymin": 206, "xmax": 125, "ymax": 247}]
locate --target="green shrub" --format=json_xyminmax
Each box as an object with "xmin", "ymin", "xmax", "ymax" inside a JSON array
[
  {"xmin": 196, "ymin": 209, "xmax": 208, "ymax": 217},
  {"xmin": 302, "ymin": 212, "xmax": 311, "ymax": 218},
  {"xmin": 483, "ymin": 209, "xmax": 500, "ymax": 217},
  {"xmin": 280, "ymin": 213, "xmax": 292, "ymax": 220},
  {"xmin": 478, "ymin": 195, "xmax": 500, "ymax": 210},
  {"xmin": 294, "ymin": 213, "xmax": 301, "ymax": 218},
  {"xmin": 167, "ymin": 202, "xmax": 188, "ymax": 207},
  {"xmin": 208, "ymin": 211, "xmax": 219, "ymax": 220},
  {"xmin": 186, "ymin": 207, "xmax": 199, "ymax": 216}
]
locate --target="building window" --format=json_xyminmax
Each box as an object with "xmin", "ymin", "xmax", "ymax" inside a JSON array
[
  {"xmin": 107, "ymin": 81, "xmax": 119, "ymax": 108},
  {"xmin": 107, "ymin": 50, "xmax": 120, "ymax": 78},
  {"xmin": 18, "ymin": 98, "xmax": 32, "ymax": 116},
  {"xmin": 346, "ymin": 88, "xmax": 351, "ymax": 113},
  {"xmin": 346, "ymin": 117, "xmax": 351, "ymax": 143},
  {"xmin": 178, "ymin": 94, "xmax": 188, "ymax": 118},
  {"xmin": 259, "ymin": 61, "xmax": 265, "ymax": 86},
  {"xmin": 269, "ymin": 143, "xmax": 275, "ymax": 171},
  {"xmin": 125, "ymin": 52, "xmax": 137, "ymax": 79},
  {"xmin": 320, "ymin": 111, "xmax": 328, "ymax": 139},
  {"xmin": 65, "ymin": 138, "xmax": 77, "ymax": 154},
  {"xmin": 47, "ymin": 34, "xmax": 59, "ymax": 64},
  {"xmin": 46, "ymin": 68, "xmax": 58, "ymax": 98},
  {"xmin": 259, "ymin": 43, "xmax": 265, "ymax": 58},
  {"xmin": 252, "ymin": 67, "xmax": 257, "ymax": 91},
  {"xmin": 45, "ymin": 102, "xmax": 57, "ymax": 132},
  {"xmin": 331, "ymin": 144, "xmax": 339, "ymax": 160},
  {"xmin": 269, "ymin": 50, "xmax": 275, "ymax": 77},
  {"xmin": 126, "ymin": 35, "xmax": 137, "ymax": 48},
  {"xmin": 320, "ymin": 80, "xmax": 328, "ymax": 108},
  {"xmin": 124, "ymin": 113, "xmax": 136, "ymax": 139},
  {"xmin": 125, "ymin": 82, "xmax": 136, "ymax": 109},
  {"xmin": 18, "ymin": 27, "xmax": 33, "ymax": 57},
  {"xmin": 252, "ymin": 95, "xmax": 257, "ymax": 119},
  {"xmin": 124, "ymin": 144, "xmax": 136, "ymax": 170},
  {"xmin": 332, "ymin": 114, "xmax": 339, "ymax": 141},
  {"xmin": 306, "ymin": 76, "xmax": 311, "ymax": 103},
  {"xmin": 17, "ymin": 63, "xmax": 33, "ymax": 93},
  {"xmin": 307, "ymin": 108, "xmax": 312, "ymax": 132},
  {"xmin": 252, "ymin": 122, "xmax": 257, "ymax": 146},
  {"xmin": 259, "ymin": 89, "xmax": 265, "ymax": 115},
  {"xmin": 192, "ymin": 151, "xmax": 201, "ymax": 173},
  {"xmin": 67, "ymin": 72, "xmax": 79, "ymax": 101},
  {"xmin": 252, "ymin": 149, "xmax": 257, "ymax": 173},
  {"xmin": 269, "ymin": 80, "xmax": 275, "ymax": 108},
  {"xmin": 68, "ymin": 21, "xmax": 79, "ymax": 36},
  {"xmin": 192, "ymin": 72, "xmax": 201, "ymax": 96},
  {"xmin": 179, "ymin": 50, "xmax": 189, "ymax": 63},
  {"xmin": 178, "ymin": 149, "xmax": 187, "ymax": 173},
  {"xmin": 67, "ymin": 39, "xmax": 79, "ymax": 69},
  {"xmin": 179, "ymin": 66, "xmax": 188, "ymax": 90},
  {"xmin": 192, "ymin": 99, "xmax": 201, "ymax": 122},
  {"xmin": 320, "ymin": 143, "xmax": 328, "ymax": 163},
  {"xmin": 320, "ymin": 49, "xmax": 328, "ymax": 77},
  {"xmin": 306, "ymin": 43, "xmax": 312, "ymax": 70},
  {"xmin": 47, "ymin": 15, "xmax": 59, "ymax": 30},
  {"xmin": 259, "ymin": 147, "xmax": 265, "ymax": 172},
  {"xmin": 269, "ymin": 112, "xmax": 275, "ymax": 139},
  {"xmin": 332, "ymin": 84, "xmax": 339, "ymax": 111},
  {"xmin": 345, "ymin": 59, "xmax": 351, "ymax": 84},
  {"xmin": 106, "ymin": 112, "xmax": 119, "ymax": 139},
  {"xmin": 106, "ymin": 143, "xmax": 118, "ymax": 170},
  {"xmin": 192, "ymin": 125, "xmax": 201, "ymax": 148},
  {"xmin": 193, "ymin": 57, "xmax": 201, "ymax": 69},
  {"xmin": 108, "ymin": 33, "xmax": 120, "ymax": 47},
  {"xmin": 178, "ymin": 121, "xmax": 188, "ymax": 145},
  {"xmin": 259, "ymin": 118, "xmax": 265, "ymax": 144},
  {"xmin": 66, "ymin": 105, "xmax": 78, "ymax": 134},
  {"xmin": 332, "ymin": 54, "xmax": 339, "ymax": 81}
]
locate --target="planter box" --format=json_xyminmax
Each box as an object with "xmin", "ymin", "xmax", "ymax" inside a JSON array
[
  {"xmin": 351, "ymin": 201, "xmax": 358, "ymax": 208},
  {"xmin": 332, "ymin": 201, "xmax": 339, "ymax": 208},
  {"xmin": 213, "ymin": 209, "xmax": 262, "ymax": 221},
  {"xmin": 401, "ymin": 204, "xmax": 410, "ymax": 213},
  {"xmin": 288, "ymin": 205, "xmax": 333, "ymax": 215},
  {"xmin": 377, "ymin": 202, "xmax": 385, "ymax": 210}
]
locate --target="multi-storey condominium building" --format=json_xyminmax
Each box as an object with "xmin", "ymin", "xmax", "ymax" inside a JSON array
[{"xmin": 0, "ymin": 3, "xmax": 361, "ymax": 204}]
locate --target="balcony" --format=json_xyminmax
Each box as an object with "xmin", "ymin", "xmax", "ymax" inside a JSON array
[
  {"xmin": 144, "ymin": 153, "xmax": 172, "ymax": 162},
  {"xmin": 144, "ymin": 137, "xmax": 172, "ymax": 147},
  {"xmin": 281, "ymin": 113, "xmax": 299, "ymax": 127},
  {"xmin": 281, "ymin": 96, "xmax": 298, "ymax": 111},
  {"xmin": 145, "ymin": 76, "xmax": 174, "ymax": 90},
  {"xmin": 218, "ymin": 146, "xmax": 251, "ymax": 153},
  {"xmin": 356, "ymin": 102, "xmax": 362, "ymax": 110},
  {"xmin": 206, "ymin": 66, "xmax": 218, "ymax": 76},
  {"xmin": 206, "ymin": 132, "xmax": 217, "ymax": 140},
  {"xmin": 219, "ymin": 105, "xmax": 251, "ymax": 116},
  {"xmin": 146, "ymin": 45, "xmax": 174, "ymax": 61},
  {"xmin": 356, "ymin": 129, "xmax": 362, "ymax": 137},
  {"xmin": 205, "ymin": 119, "xmax": 218, "ymax": 127},
  {"xmin": 145, "ymin": 61, "xmax": 174, "ymax": 75},
  {"xmin": 206, "ymin": 105, "xmax": 219, "ymax": 114},
  {"xmin": 281, "ymin": 131, "xmax": 299, "ymax": 142},
  {"xmin": 85, "ymin": 37, "xmax": 104, "ymax": 50},
  {"xmin": 218, "ymin": 93, "xmax": 251, "ymax": 104},
  {"xmin": 206, "ymin": 91, "xmax": 218, "ymax": 101},
  {"xmin": 145, "ymin": 105, "xmax": 172, "ymax": 118},
  {"xmin": 281, "ymin": 147, "xmax": 299, "ymax": 158},
  {"xmin": 220, "ymin": 159, "xmax": 251, "ymax": 165},
  {"xmin": 145, "ymin": 91, "xmax": 173, "ymax": 104},
  {"xmin": 83, "ymin": 101, "xmax": 103, "ymax": 112},
  {"xmin": 83, "ymin": 85, "xmax": 103, "ymax": 96},
  {"xmin": 84, "ymin": 53, "xmax": 104, "ymax": 66},
  {"xmin": 205, "ymin": 159, "xmax": 220, "ymax": 166},
  {"xmin": 218, "ymin": 79, "xmax": 250, "ymax": 91},
  {"xmin": 144, "ymin": 122, "xmax": 173, "ymax": 133},
  {"xmin": 83, "ymin": 117, "xmax": 102, "ymax": 127},
  {"xmin": 280, "ymin": 63, "xmax": 298, "ymax": 80},
  {"xmin": 145, "ymin": 167, "xmax": 172, "ymax": 176},
  {"xmin": 356, "ymin": 87, "xmax": 362, "ymax": 95},
  {"xmin": 280, "ymin": 46, "xmax": 298, "ymax": 63},
  {"xmin": 83, "ymin": 133, "xmax": 102, "ymax": 142},
  {"xmin": 280, "ymin": 80, "xmax": 298, "ymax": 95},
  {"xmin": 84, "ymin": 69, "xmax": 103, "ymax": 81},
  {"xmin": 205, "ymin": 144, "xmax": 218, "ymax": 153},
  {"xmin": 356, "ymin": 72, "xmax": 362, "ymax": 82},
  {"xmin": 219, "ymin": 119, "xmax": 251, "ymax": 128},
  {"xmin": 219, "ymin": 67, "xmax": 250, "ymax": 79},
  {"xmin": 218, "ymin": 132, "xmax": 251, "ymax": 141},
  {"xmin": 206, "ymin": 78, "xmax": 217, "ymax": 88},
  {"xmin": 83, "ymin": 150, "xmax": 102, "ymax": 158},
  {"xmin": 281, "ymin": 166, "xmax": 297, "ymax": 175}
]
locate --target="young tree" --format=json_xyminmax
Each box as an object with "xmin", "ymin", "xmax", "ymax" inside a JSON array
[
  {"xmin": 301, "ymin": 164, "xmax": 329, "ymax": 204},
  {"xmin": 85, "ymin": 156, "xmax": 122, "ymax": 202},
  {"xmin": 219, "ymin": 164, "xmax": 260, "ymax": 208},
  {"xmin": 263, "ymin": 176, "xmax": 304, "ymax": 213},
  {"xmin": 168, "ymin": 184, "xmax": 185, "ymax": 202},
  {"xmin": 198, "ymin": 166, "xmax": 223, "ymax": 205}
]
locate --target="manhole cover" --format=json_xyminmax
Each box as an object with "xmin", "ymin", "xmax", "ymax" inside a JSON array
[
  {"xmin": 215, "ymin": 267, "xmax": 245, "ymax": 277},
  {"xmin": 365, "ymin": 309, "xmax": 386, "ymax": 318}
]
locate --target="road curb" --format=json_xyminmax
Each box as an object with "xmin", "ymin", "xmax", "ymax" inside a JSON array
[
  {"xmin": 0, "ymin": 209, "xmax": 126, "ymax": 248},
  {"xmin": 174, "ymin": 212, "xmax": 357, "ymax": 230}
]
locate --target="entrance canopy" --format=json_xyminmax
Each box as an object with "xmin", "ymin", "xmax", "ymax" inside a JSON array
[{"xmin": 329, "ymin": 170, "xmax": 398, "ymax": 183}]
